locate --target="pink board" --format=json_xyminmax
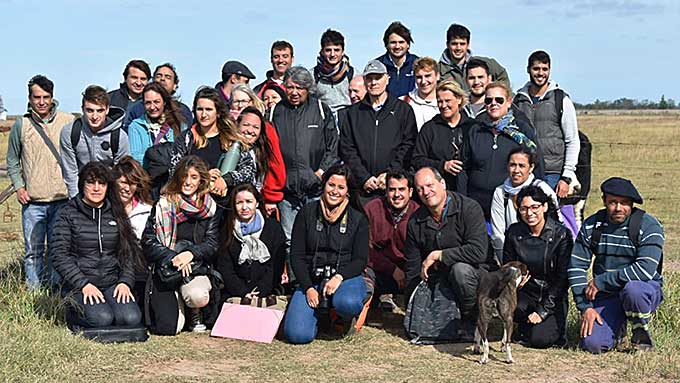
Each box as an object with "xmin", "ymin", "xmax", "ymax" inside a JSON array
[{"xmin": 210, "ymin": 303, "xmax": 284, "ymax": 344}]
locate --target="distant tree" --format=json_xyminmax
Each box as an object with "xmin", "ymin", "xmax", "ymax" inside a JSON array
[{"xmin": 659, "ymin": 95, "xmax": 669, "ymax": 109}]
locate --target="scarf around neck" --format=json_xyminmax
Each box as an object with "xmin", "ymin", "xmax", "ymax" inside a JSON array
[
  {"xmin": 234, "ymin": 210, "xmax": 270, "ymax": 265},
  {"xmin": 315, "ymin": 54, "xmax": 350, "ymax": 84},
  {"xmin": 492, "ymin": 111, "xmax": 537, "ymax": 153},
  {"xmin": 155, "ymin": 193, "xmax": 217, "ymax": 250},
  {"xmin": 503, "ymin": 173, "xmax": 536, "ymax": 196},
  {"xmin": 320, "ymin": 197, "xmax": 349, "ymax": 224}
]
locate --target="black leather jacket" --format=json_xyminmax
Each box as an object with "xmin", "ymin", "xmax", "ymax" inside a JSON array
[{"xmin": 503, "ymin": 217, "xmax": 572, "ymax": 319}]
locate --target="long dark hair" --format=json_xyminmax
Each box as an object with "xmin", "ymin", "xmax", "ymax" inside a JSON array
[
  {"xmin": 320, "ymin": 163, "xmax": 365, "ymax": 216},
  {"xmin": 221, "ymin": 183, "xmax": 266, "ymax": 249},
  {"xmin": 516, "ymin": 185, "xmax": 559, "ymax": 222},
  {"xmin": 77, "ymin": 162, "xmax": 144, "ymax": 271},
  {"xmin": 192, "ymin": 87, "xmax": 248, "ymax": 151},
  {"xmin": 143, "ymin": 82, "xmax": 185, "ymax": 138},
  {"xmin": 237, "ymin": 107, "xmax": 272, "ymax": 179},
  {"xmin": 112, "ymin": 156, "xmax": 153, "ymax": 205}
]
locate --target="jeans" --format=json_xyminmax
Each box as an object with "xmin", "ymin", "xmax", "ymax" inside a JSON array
[
  {"xmin": 66, "ymin": 284, "xmax": 142, "ymax": 328},
  {"xmin": 542, "ymin": 173, "xmax": 578, "ymax": 240},
  {"xmin": 448, "ymin": 262, "xmax": 480, "ymax": 319},
  {"xmin": 278, "ymin": 196, "xmax": 318, "ymax": 282},
  {"xmin": 22, "ymin": 200, "xmax": 67, "ymax": 289},
  {"xmin": 284, "ymin": 275, "xmax": 367, "ymax": 344}
]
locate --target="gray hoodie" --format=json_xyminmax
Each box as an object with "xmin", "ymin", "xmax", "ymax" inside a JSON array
[{"xmin": 60, "ymin": 106, "xmax": 130, "ymax": 197}]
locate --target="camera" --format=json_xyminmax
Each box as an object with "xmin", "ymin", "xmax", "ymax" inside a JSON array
[{"xmin": 313, "ymin": 265, "xmax": 337, "ymax": 311}]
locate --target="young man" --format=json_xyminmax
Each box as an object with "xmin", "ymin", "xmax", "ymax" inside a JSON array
[
  {"xmin": 570, "ymin": 177, "xmax": 664, "ymax": 353},
  {"xmin": 254, "ymin": 41, "xmax": 294, "ymax": 97},
  {"xmin": 364, "ymin": 170, "xmax": 419, "ymax": 311},
  {"xmin": 108, "ymin": 59, "xmax": 151, "ymax": 111},
  {"xmin": 339, "ymin": 60, "xmax": 417, "ymax": 202},
  {"xmin": 60, "ymin": 85, "xmax": 130, "ymax": 198},
  {"xmin": 6, "ymin": 75, "xmax": 75, "ymax": 289},
  {"xmin": 437, "ymin": 24, "xmax": 509, "ymax": 92},
  {"xmin": 313, "ymin": 29, "xmax": 355, "ymax": 114},
  {"xmin": 400, "ymin": 57, "xmax": 439, "ymax": 130},
  {"xmin": 376, "ymin": 21, "xmax": 418, "ymax": 98},
  {"xmin": 462, "ymin": 58, "xmax": 493, "ymax": 118},
  {"xmin": 215, "ymin": 60, "xmax": 256, "ymax": 104}
]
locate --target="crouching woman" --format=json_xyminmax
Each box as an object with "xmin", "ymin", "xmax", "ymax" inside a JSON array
[
  {"xmin": 284, "ymin": 164, "xmax": 369, "ymax": 344},
  {"xmin": 53, "ymin": 162, "xmax": 143, "ymax": 329},
  {"xmin": 142, "ymin": 155, "xmax": 223, "ymax": 334}
]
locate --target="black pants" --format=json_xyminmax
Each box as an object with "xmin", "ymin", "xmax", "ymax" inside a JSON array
[
  {"xmin": 365, "ymin": 267, "xmax": 402, "ymax": 296},
  {"xmin": 514, "ymin": 291, "xmax": 568, "ymax": 348},
  {"xmin": 66, "ymin": 284, "xmax": 142, "ymax": 328},
  {"xmin": 448, "ymin": 262, "xmax": 480, "ymax": 319}
]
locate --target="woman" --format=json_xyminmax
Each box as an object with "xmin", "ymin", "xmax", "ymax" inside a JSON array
[
  {"xmin": 170, "ymin": 87, "xmax": 254, "ymax": 197},
  {"xmin": 142, "ymin": 155, "xmax": 222, "ymax": 335},
  {"xmin": 53, "ymin": 162, "xmax": 143, "ymax": 330},
  {"xmin": 112, "ymin": 156, "xmax": 153, "ymax": 239},
  {"xmin": 412, "ymin": 80, "xmax": 480, "ymax": 191},
  {"xmin": 284, "ymin": 164, "xmax": 368, "ymax": 344},
  {"xmin": 229, "ymin": 84, "xmax": 266, "ymax": 119},
  {"xmin": 216, "ymin": 184, "xmax": 286, "ymax": 300},
  {"xmin": 128, "ymin": 82, "xmax": 187, "ymax": 164},
  {"xmin": 261, "ymin": 83, "xmax": 285, "ymax": 111},
  {"xmin": 456, "ymin": 81, "xmax": 544, "ymax": 223},
  {"xmin": 490, "ymin": 147, "xmax": 558, "ymax": 262},
  {"xmin": 503, "ymin": 185, "xmax": 571, "ymax": 348}
]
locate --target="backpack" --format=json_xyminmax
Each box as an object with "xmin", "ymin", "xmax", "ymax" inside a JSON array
[
  {"xmin": 403, "ymin": 276, "xmax": 462, "ymax": 344},
  {"xmin": 70, "ymin": 118, "xmax": 121, "ymax": 160}
]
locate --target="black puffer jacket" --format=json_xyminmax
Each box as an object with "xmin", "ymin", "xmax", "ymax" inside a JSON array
[
  {"xmin": 503, "ymin": 217, "xmax": 572, "ymax": 319},
  {"xmin": 53, "ymin": 197, "xmax": 135, "ymax": 290}
]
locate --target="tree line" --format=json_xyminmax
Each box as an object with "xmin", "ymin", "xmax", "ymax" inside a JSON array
[{"xmin": 574, "ymin": 95, "xmax": 678, "ymax": 110}]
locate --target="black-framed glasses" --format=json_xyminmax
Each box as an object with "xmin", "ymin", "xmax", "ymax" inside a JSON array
[
  {"xmin": 484, "ymin": 97, "xmax": 505, "ymax": 105},
  {"xmin": 519, "ymin": 203, "xmax": 544, "ymax": 215}
]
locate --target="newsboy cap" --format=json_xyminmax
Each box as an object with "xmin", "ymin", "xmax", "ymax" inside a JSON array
[
  {"xmin": 600, "ymin": 177, "xmax": 643, "ymax": 204},
  {"xmin": 221, "ymin": 61, "xmax": 256, "ymax": 79}
]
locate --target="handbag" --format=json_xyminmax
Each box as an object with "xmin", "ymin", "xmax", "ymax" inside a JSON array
[{"xmin": 155, "ymin": 259, "xmax": 206, "ymax": 289}]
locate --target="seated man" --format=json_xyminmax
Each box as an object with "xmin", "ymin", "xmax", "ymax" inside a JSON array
[
  {"xmin": 364, "ymin": 170, "xmax": 419, "ymax": 311},
  {"xmin": 404, "ymin": 167, "xmax": 489, "ymax": 329},
  {"xmin": 569, "ymin": 177, "xmax": 664, "ymax": 353}
]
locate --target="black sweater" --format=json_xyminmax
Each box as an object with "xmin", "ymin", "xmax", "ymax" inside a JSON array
[{"xmin": 290, "ymin": 201, "xmax": 369, "ymax": 291}]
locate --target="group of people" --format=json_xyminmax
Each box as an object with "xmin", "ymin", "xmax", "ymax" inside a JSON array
[{"xmin": 6, "ymin": 21, "xmax": 664, "ymax": 353}]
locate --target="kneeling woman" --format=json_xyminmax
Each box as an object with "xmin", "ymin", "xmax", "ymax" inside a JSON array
[
  {"xmin": 53, "ymin": 162, "xmax": 143, "ymax": 329},
  {"xmin": 503, "ymin": 185, "xmax": 572, "ymax": 348},
  {"xmin": 284, "ymin": 164, "xmax": 369, "ymax": 344},
  {"xmin": 217, "ymin": 184, "xmax": 286, "ymax": 300},
  {"xmin": 142, "ymin": 155, "xmax": 222, "ymax": 334}
]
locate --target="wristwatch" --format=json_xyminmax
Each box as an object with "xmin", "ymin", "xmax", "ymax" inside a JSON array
[{"xmin": 559, "ymin": 176, "xmax": 572, "ymax": 184}]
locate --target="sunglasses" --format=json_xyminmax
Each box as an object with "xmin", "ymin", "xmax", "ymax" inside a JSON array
[{"xmin": 484, "ymin": 97, "xmax": 505, "ymax": 105}]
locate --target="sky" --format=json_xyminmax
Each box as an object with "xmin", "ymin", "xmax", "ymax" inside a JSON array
[{"xmin": 1, "ymin": 0, "xmax": 679, "ymax": 113}]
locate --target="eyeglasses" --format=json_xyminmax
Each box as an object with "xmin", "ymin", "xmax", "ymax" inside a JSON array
[
  {"xmin": 231, "ymin": 99, "xmax": 251, "ymax": 106},
  {"xmin": 519, "ymin": 203, "xmax": 544, "ymax": 215},
  {"xmin": 484, "ymin": 97, "xmax": 505, "ymax": 105}
]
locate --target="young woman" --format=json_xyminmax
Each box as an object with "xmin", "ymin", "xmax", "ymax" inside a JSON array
[
  {"xmin": 503, "ymin": 185, "xmax": 572, "ymax": 348},
  {"xmin": 142, "ymin": 155, "xmax": 223, "ymax": 334},
  {"xmin": 216, "ymin": 184, "xmax": 286, "ymax": 300},
  {"xmin": 112, "ymin": 156, "xmax": 153, "ymax": 239},
  {"xmin": 283, "ymin": 164, "xmax": 368, "ymax": 344},
  {"xmin": 170, "ymin": 87, "xmax": 254, "ymax": 197},
  {"xmin": 261, "ymin": 83, "xmax": 285, "ymax": 111},
  {"xmin": 52, "ymin": 162, "xmax": 143, "ymax": 329},
  {"xmin": 128, "ymin": 82, "xmax": 187, "ymax": 164}
]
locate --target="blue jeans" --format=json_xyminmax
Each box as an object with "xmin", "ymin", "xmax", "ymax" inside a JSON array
[
  {"xmin": 66, "ymin": 284, "xmax": 142, "ymax": 328},
  {"xmin": 542, "ymin": 173, "xmax": 578, "ymax": 240},
  {"xmin": 284, "ymin": 275, "xmax": 367, "ymax": 344},
  {"xmin": 22, "ymin": 200, "xmax": 67, "ymax": 289}
]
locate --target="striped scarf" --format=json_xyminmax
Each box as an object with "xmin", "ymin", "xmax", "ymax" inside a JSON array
[
  {"xmin": 154, "ymin": 194, "xmax": 217, "ymax": 250},
  {"xmin": 315, "ymin": 55, "xmax": 350, "ymax": 84}
]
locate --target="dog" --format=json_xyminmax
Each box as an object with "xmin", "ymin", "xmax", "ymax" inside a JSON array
[{"xmin": 473, "ymin": 261, "xmax": 529, "ymax": 364}]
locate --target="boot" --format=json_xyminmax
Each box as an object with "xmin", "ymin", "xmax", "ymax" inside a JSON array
[{"xmin": 189, "ymin": 308, "xmax": 207, "ymax": 333}]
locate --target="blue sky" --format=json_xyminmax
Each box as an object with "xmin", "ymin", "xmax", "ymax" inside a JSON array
[{"xmin": 1, "ymin": 0, "xmax": 678, "ymax": 113}]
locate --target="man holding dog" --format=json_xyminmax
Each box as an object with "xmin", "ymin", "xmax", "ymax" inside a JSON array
[{"xmin": 569, "ymin": 177, "xmax": 664, "ymax": 353}]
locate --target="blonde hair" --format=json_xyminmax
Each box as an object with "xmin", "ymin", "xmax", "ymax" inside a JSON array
[
  {"xmin": 436, "ymin": 80, "xmax": 468, "ymax": 107},
  {"xmin": 485, "ymin": 81, "xmax": 512, "ymax": 100},
  {"xmin": 230, "ymin": 84, "xmax": 265, "ymax": 115}
]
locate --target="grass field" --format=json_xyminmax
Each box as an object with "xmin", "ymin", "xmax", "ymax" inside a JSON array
[{"xmin": 1, "ymin": 113, "xmax": 680, "ymax": 382}]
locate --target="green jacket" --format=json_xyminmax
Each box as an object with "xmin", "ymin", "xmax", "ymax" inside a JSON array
[{"xmin": 437, "ymin": 49, "xmax": 510, "ymax": 92}]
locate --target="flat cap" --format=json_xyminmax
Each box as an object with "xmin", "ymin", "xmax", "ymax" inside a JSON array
[
  {"xmin": 600, "ymin": 177, "xmax": 643, "ymax": 204},
  {"xmin": 221, "ymin": 60, "xmax": 256, "ymax": 79}
]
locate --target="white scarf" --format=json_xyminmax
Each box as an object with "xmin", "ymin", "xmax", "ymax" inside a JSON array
[
  {"xmin": 503, "ymin": 173, "xmax": 536, "ymax": 196},
  {"xmin": 234, "ymin": 210, "xmax": 271, "ymax": 265}
]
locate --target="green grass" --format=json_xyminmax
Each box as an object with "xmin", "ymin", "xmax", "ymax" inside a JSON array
[{"xmin": 1, "ymin": 114, "xmax": 680, "ymax": 382}]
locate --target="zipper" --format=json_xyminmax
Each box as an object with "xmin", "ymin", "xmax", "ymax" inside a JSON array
[{"xmin": 372, "ymin": 115, "xmax": 379, "ymax": 172}]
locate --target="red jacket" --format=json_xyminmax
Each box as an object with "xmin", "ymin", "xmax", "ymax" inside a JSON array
[
  {"xmin": 365, "ymin": 197, "xmax": 419, "ymax": 275},
  {"xmin": 262, "ymin": 122, "xmax": 286, "ymax": 204}
]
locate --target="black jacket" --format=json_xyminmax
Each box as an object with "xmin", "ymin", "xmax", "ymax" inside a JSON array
[
  {"xmin": 403, "ymin": 191, "xmax": 489, "ymax": 296},
  {"xmin": 339, "ymin": 94, "xmax": 417, "ymax": 192},
  {"xmin": 216, "ymin": 217, "xmax": 287, "ymax": 298},
  {"xmin": 108, "ymin": 84, "xmax": 136, "ymax": 111},
  {"xmin": 456, "ymin": 117, "xmax": 544, "ymax": 220},
  {"xmin": 271, "ymin": 97, "xmax": 339, "ymax": 200},
  {"xmin": 290, "ymin": 201, "xmax": 369, "ymax": 291},
  {"xmin": 53, "ymin": 197, "xmax": 135, "ymax": 291},
  {"xmin": 412, "ymin": 113, "xmax": 479, "ymax": 191},
  {"xmin": 503, "ymin": 217, "xmax": 572, "ymax": 319}
]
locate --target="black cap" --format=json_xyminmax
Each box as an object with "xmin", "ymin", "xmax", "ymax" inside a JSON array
[
  {"xmin": 221, "ymin": 60, "xmax": 255, "ymax": 79},
  {"xmin": 600, "ymin": 177, "xmax": 643, "ymax": 204}
]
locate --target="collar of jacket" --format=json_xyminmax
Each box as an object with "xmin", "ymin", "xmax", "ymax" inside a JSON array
[
  {"xmin": 415, "ymin": 191, "xmax": 460, "ymax": 225},
  {"xmin": 74, "ymin": 194, "xmax": 112, "ymax": 217},
  {"xmin": 359, "ymin": 92, "xmax": 398, "ymax": 111},
  {"xmin": 515, "ymin": 216, "xmax": 559, "ymax": 242},
  {"xmin": 378, "ymin": 51, "xmax": 416, "ymax": 70},
  {"xmin": 25, "ymin": 100, "xmax": 60, "ymax": 124},
  {"xmin": 430, "ymin": 111, "xmax": 473, "ymax": 128}
]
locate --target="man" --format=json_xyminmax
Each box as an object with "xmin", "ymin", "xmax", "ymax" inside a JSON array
[
  {"xmin": 254, "ymin": 40, "xmax": 294, "ymax": 97},
  {"xmin": 108, "ymin": 59, "xmax": 151, "ymax": 111},
  {"xmin": 569, "ymin": 177, "xmax": 664, "ymax": 353},
  {"xmin": 312, "ymin": 29, "xmax": 355, "ymax": 114},
  {"xmin": 348, "ymin": 76, "xmax": 366, "ymax": 105},
  {"xmin": 215, "ymin": 60, "xmax": 256, "ymax": 104},
  {"xmin": 400, "ymin": 57, "xmax": 439, "ymax": 130},
  {"xmin": 376, "ymin": 21, "xmax": 418, "ymax": 98},
  {"xmin": 123, "ymin": 63, "xmax": 193, "ymax": 128},
  {"xmin": 339, "ymin": 60, "xmax": 417, "ymax": 202},
  {"xmin": 60, "ymin": 85, "xmax": 130, "ymax": 198},
  {"xmin": 462, "ymin": 58, "xmax": 493, "ymax": 118},
  {"xmin": 403, "ymin": 167, "xmax": 488, "ymax": 326},
  {"xmin": 437, "ymin": 24, "xmax": 509, "ymax": 92},
  {"xmin": 364, "ymin": 170, "xmax": 419, "ymax": 311},
  {"xmin": 271, "ymin": 66, "xmax": 339, "ymax": 273},
  {"xmin": 6, "ymin": 75, "xmax": 75, "ymax": 289}
]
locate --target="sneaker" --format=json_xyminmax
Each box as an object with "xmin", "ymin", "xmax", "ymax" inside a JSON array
[
  {"xmin": 189, "ymin": 308, "xmax": 207, "ymax": 333},
  {"xmin": 631, "ymin": 327, "xmax": 655, "ymax": 351},
  {"xmin": 378, "ymin": 294, "xmax": 397, "ymax": 313}
]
